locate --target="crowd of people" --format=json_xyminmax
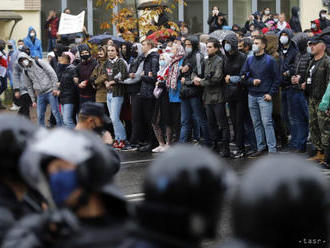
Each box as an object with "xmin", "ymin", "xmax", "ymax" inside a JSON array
[{"xmin": 0, "ymin": 6, "xmax": 329, "ymax": 166}]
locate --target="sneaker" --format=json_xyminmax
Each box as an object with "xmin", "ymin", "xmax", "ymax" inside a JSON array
[
  {"xmin": 232, "ymin": 150, "xmax": 245, "ymax": 159},
  {"xmin": 159, "ymin": 144, "xmax": 170, "ymax": 152},
  {"xmin": 9, "ymin": 104, "xmax": 19, "ymax": 111},
  {"xmin": 152, "ymin": 145, "xmax": 164, "ymax": 153},
  {"xmin": 117, "ymin": 140, "xmax": 126, "ymax": 149},
  {"xmin": 112, "ymin": 140, "xmax": 119, "ymax": 149},
  {"xmin": 248, "ymin": 150, "xmax": 267, "ymax": 158},
  {"xmin": 307, "ymin": 151, "xmax": 325, "ymax": 162},
  {"xmin": 121, "ymin": 143, "xmax": 138, "ymax": 152}
]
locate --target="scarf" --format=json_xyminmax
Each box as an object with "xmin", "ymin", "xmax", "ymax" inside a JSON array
[{"xmin": 166, "ymin": 45, "xmax": 185, "ymax": 89}]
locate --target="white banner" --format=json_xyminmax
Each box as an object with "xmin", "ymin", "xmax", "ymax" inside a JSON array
[{"xmin": 58, "ymin": 11, "xmax": 85, "ymax": 35}]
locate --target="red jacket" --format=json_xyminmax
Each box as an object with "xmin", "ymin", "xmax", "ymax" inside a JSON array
[{"xmin": 46, "ymin": 17, "xmax": 59, "ymax": 38}]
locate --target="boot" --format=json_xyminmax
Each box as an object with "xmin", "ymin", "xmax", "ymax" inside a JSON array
[{"xmin": 307, "ymin": 151, "xmax": 325, "ymax": 162}]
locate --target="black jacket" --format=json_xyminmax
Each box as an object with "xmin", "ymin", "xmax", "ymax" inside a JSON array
[
  {"xmin": 57, "ymin": 64, "xmax": 79, "ymax": 104},
  {"xmin": 222, "ymin": 33, "xmax": 247, "ymax": 100},
  {"xmin": 289, "ymin": 7, "xmax": 302, "ymax": 33},
  {"xmin": 179, "ymin": 36, "xmax": 204, "ymax": 99},
  {"xmin": 140, "ymin": 49, "xmax": 159, "ymax": 98},
  {"xmin": 208, "ymin": 15, "xmax": 228, "ymax": 33},
  {"xmin": 279, "ymin": 28, "xmax": 298, "ymax": 88},
  {"xmin": 318, "ymin": 10, "xmax": 330, "ymax": 30}
]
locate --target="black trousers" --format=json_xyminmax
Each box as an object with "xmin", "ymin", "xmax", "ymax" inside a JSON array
[
  {"xmin": 15, "ymin": 93, "xmax": 32, "ymax": 119},
  {"xmin": 205, "ymin": 103, "xmax": 230, "ymax": 144},
  {"xmin": 229, "ymin": 99, "xmax": 246, "ymax": 150},
  {"xmin": 130, "ymin": 95, "xmax": 156, "ymax": 145}
]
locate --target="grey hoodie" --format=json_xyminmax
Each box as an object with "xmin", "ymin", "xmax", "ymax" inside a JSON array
[{"xmin": 17, "ymin": 53, "xmax": 58, "ymax": 102}]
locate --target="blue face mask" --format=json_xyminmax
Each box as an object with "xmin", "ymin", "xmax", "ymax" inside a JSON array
[
  {"xmin": 159, "ymin": 60, "xmax": 166, "ymax": 67},
  {"xmin": 224, "ymin": 43, "xmax": 232, "ymax": 52},
  {"xmin": 49, "ymin": 170, "xmax": 79, "ymax": 207}
]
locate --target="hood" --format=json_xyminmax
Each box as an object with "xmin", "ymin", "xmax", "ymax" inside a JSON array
[
  {"xmin": 292, "ymin": 32, "xmax": 309, "ymax": 52},
  {"xmin": 27, "ymin": 26, "xmax": 37, "ymax": 38},
  {"xmin": 265, "ymin": 34, "xmax": 279, "ymax": 57},
  {"xmin": 97, "ymin": 45, "xmax": 107, "ymax": 62},
  {"xmin": 78, "ymin": 44, "xmax": 90, "ymax": 54},
  {"xmin": 279, "ymin": 28, "xmax": 295, "ymax": 48},
  {"xmin": 222, "ymin": 33, "xmax": 238, "ymax": 53},
  {"xmin": 17, "ymin": 52, "xmax": 33, "ymax": 69},
  {"xmin": 319, "ymin": 10, "xmax": 327, "ymax": 19},
  {"xmin": 186, "ymin": 35, "xmax": 200, "ymax": 54},
  {"xmin": 253, "ymin": 11, "xmax": 261, "ymax": 18},
  {"xmin": 8, "ymin": 40, "xmax": 16, "ymax": 51},
  {"xmin": 291, "ymin": 7, "xmax": 299, "ymax": 17}
]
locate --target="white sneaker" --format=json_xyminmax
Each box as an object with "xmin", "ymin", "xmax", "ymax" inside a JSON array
[
  {"xmin": 159, "ymin": 144, "xmax": 170, "ymax": 152},
  {"xmin": 10, "ymin": 104, "xmax": 19, "ymax": 111},
  {"xmin": 152, "ymin": 146, "xmax": 164, "ymax": 153}
]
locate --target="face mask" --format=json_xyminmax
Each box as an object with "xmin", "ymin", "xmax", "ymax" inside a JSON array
[
  {"xmin": 18, "ymin": 45, "xmax": 24, "ymax": 50},
  {"xmin": 311, "ymin": 24, "xmax": 317, "ymax": 29},
  {"xmin": 264, "ymin": 10, "xmax": 270, "ymax": 15},
  {"xmin": 159, "ymin": 60, "xmax": 166, "ymax": 67},
  {"xmin": 252, "ymin": 44, "xmax": 260, "ymax": 53},
  {"xmin": 274, "ymin": 18, "xmax": 279, "ymax": 23},
  {"xmin": 75, "ymin": 38, "xmax": 83, "ymax": 44},
  {"xmin": 224, "ymin": 43, "xmax": 232, "ymax": 52},
  {"xmin": 81, "ymin": 54, "xmax": 91, "ymax": 61},
  {"xmin": 321, "ymin": 14, "xmax": 327, "ymax": 19},
  {"xmin": 307, "ymin": 46, "xmax": 312, "ymax": 54},
  {"xmin": 30, "ymin": 32, "xmax": 36, "ymax": 37},
  {"xmin": 22, "ymin": 59, "xmax": 30, "ymax": 67},
  {"xmin": 280, "ymin": 36, "xmax": 289, "ymax": 45},
  {"xmin": 7, "ymin": 45, "xmax": 13, "ymax": 50},
  {"xmin": 49, "ymin": 170, "xmax": 79, "ymax": 207},
  {"xmin": 185, "ymin": 47, "xmax": 192, "ymax": 54}
]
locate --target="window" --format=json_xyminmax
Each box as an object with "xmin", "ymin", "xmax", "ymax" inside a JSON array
[
  {"xmin": 257, "ymin": 0, "xmax": 276, "ymax": 14},
  {"xmin": 41, "ymin": 0, "xmax": 61, "ymax": 51},
  {"xmin": 67, "ymin": 0, "xmax": 87, "ymax": 27},
  {"xmin": 93, "ymin": 1, "xmax": 113, "ymax": 35},
  {"xmin": 210, "ymin": 0, "xmax": 229, "ymax": 27},
  {"xmin": 281, "ymin": 0, "xmax": 300, "ymax": 21},
  {"xmin": 233, "ymin": 0, "xmax": 252, "ymax": 27},
  {"xmin": 184, "ymin": 0, "xmax": 203, "ymax": 33}
]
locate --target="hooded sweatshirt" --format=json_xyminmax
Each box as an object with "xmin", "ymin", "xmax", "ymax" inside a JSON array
[
  {"xmin": 17, "ymin": 53, "xmax": 58, "ymax": 102},
  {"xmin": 289, "ymin": 7, "xmax": 302, "ymax": 33},
  {"xmin": 279, "ymin": 28, "xmax": 298, "ymax": 88},
  {"xmin": 23, "ymin": 27, "xmax": 43, "ymax": 59},
  {"xmin": 317, "ymin": 10, "xmax": 330, "ymax": 30}
]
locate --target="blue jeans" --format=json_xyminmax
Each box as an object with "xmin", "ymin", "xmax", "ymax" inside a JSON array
[
  {"xmin": 61, "ymin": 104, "xmax": 75, "ymax": 129},
  {"xmin": 248, "ymin": 95, "xmax": 277, "ymax": 152},
  {"xmin": 287, "ymin": 88, "xmax": 309, "ymax": 151},
  {"xmin": 37, "ymin": 91, "xmax": 63, "ymax": 127},
  {"xmin": 107, "ymin": 93, "xmax": 126, "ymax": 141},
  {"xmin": 48, "ymin": 38, "xmax": 56, "ymax": 52},
  {"xmin": 180, "ymin": 97, "xmax": 210, "ymax": 145}
]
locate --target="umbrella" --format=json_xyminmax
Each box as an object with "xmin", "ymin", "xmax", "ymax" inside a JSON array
[
  {"xmin": 147, "ymin": 29, "xmax": 176, "ymax": 41},
  {"xmin": 210, "ymin": 29, "xmax": 235, "ymax": 42},
  {"xmin": 89, "ymin": 34, "xmax": 126, "ymax": 45}
]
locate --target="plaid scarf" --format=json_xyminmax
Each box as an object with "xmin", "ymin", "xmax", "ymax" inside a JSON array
[{"xmin": 166, "ymin": 45, "xmax": 185, "ymax": 89}]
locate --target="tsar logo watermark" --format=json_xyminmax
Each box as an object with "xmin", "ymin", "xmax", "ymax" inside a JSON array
[{"xmin": 298, "ymin": 239, "xmax": 327, "ymax": 245}]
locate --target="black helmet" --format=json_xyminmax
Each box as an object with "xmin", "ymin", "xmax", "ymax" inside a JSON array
[
  {"xmin": 0, "ymin": 114, "xmax": 37, "ymax": 183},
  {"xmin": 136, "ymin": 145, "xmax": 235, "ymax": 241},
  {"xmin": 19, "ymin": 128, "xmax": 123, "ymax": 206},
  {"xmin": 232, "ymin": 155, "xmax": 329, "ymax": 248}
]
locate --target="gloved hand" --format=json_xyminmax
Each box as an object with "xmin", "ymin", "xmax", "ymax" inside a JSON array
[{"xmin": 2, "ymin": 209, "xmax": 80, "ymax": 248}]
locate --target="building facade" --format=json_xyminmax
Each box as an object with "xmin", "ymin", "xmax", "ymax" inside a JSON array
[{"xmin": 0, "ymin": 0, "xmax": 328, "ymax": 48}]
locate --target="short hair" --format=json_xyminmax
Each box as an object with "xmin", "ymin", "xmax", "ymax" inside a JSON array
[
  {"xmin": 242, "ymin": 38, "xmax": 253, "ymax": 50},
  {"xmin": 63, "ymin": 8, "xmax": 70, "ymax": 13},
  {"xmin": 207, "ymin": 37, "xmax": 221, "ymax": 49},
  {"xmin": 141, "ymin": 39, "xmax": 155, "ymax": 48},
  {"xmin": 108, "ymin": 44, "xmax": 120, "ymax": 55},
  {"xmin": 255, "ymin": 35, "xmax": 268, "ymax": 47},
  {"xmin": 17, "ymin": 39, "xmax": 24, "ymax": 44},
  {"xmin": 78, "ymin": 114, "xmax": 89, "ymax": 122}
]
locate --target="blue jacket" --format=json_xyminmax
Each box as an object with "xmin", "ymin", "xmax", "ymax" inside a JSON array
[
  {"xmin": 241, "ymin": 54, "xmax": 280, "ymax": 97},
  {"xmin": 279, "ymin": 28, "xmax": 298, "ymax": 88},
  {"xmin": 24, "ymin": 27, "xmax": 43, "ymax": 58}
]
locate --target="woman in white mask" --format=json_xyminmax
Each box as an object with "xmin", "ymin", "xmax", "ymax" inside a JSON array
[{"xmin": 262, "ymin": 8, "xmax": 272, "ymax": 23}]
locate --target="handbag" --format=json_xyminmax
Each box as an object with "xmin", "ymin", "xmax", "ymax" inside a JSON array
[{"xmin": 153, "ymin": 85, "xmax": 163, "ymax": 99}]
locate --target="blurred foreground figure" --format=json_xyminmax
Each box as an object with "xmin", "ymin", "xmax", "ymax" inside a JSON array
[
  {"xmin": 123, "ymin": 145, "xmax": 236, "ymax": 248},
  {"xmin": 3, "ymin": 129, "xmax": 127, "ymax": 248},
  {"xmin": 0, "ymin": 114, "xmax": 47, "ymax": 244},
  {"xmin": 226, "ymin": 155, "xmax": 329, "ymax": 248}
]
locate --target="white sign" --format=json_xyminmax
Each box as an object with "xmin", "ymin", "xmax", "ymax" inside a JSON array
[{"xmin": 58, "ymin": 11, "xmax": 85, "ymax": 35}]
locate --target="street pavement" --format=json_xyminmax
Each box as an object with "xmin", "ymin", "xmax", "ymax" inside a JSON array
[{"xmin": 114, "ymin": 149, "xmax": 330, "ymax": 247}]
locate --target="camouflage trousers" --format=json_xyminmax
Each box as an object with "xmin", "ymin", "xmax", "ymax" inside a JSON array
[{"xmin": 309, "ymin": 98, "xmax": 330, "ymax": 151}]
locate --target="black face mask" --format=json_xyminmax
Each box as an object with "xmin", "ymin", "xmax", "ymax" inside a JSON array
[
  {"xmin": 8, "ymin": 45, "xmax": 13, "ymax": 50},
  {"xmin": 93, "ymin": 125, "xmax": 105, "ymax": 136},
  {"xmin": 81, "ymin": 54, "xmax": 91, "ymax": 61}
]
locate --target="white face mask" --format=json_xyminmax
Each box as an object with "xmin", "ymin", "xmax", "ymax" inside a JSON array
[
  {"xmin": 311, "ymin": 24, "xmax": 317, "ymax": 29},
  {"xmin": 321, "ymin": 14, "xmax": 327, "ymax": 19},
  {"xmin": 280, "ymin": 36, "xmax": 289, "ymax": 45},
  {"xmin": 264, "ymin": 10, "xmax": 270, "ymax": 15},
  {"xmin": 224, "ymin": 43, "xmax": 232, "ymax": 52},
  {"xmin": 185, "ymin": 47, "xmax": 192, "ymax": 54},
  {"xmin": 18, "ymin": 45, "xmax": 24, "ymax": 50},
  {"xmin": 252, "ymin": 44, "xmax": 260, "ymax": 53},
  {"xmin": 307, "ymin": 46, "xmax": 312, "ymax": 54},
  {"xmin": 22, "ymin": 59, "xmax": 30, "ymax": 67},
  {"xmin": 30, "ymin": 32, "xmax": 36, "ymax": 37}
]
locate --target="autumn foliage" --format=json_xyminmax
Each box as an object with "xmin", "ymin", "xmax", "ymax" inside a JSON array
[{"xmin": 96, "ymin": 0, "xmax": 185, "ymax": 42}]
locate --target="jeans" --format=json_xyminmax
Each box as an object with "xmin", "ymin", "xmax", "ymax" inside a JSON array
[
  {"xmin": 37, "ymin": 91, "xmax": 63, "ymax": 127},
  {"xmin": 287, "ymin": 88, "xmax": 309, "ymax": 151},
  {"xmin": 281, "ymin": 88, "xmax": 291, "ymax": 136},
  {"xmin": 48, "ymin": 38, "xmax": 56, "ymax": 52},
  {"xmin": 61, "ymin": 104, "xmax": 75, "ymax": 129},
  {"xmin": 107, "ymin": 93, "xmax": 126, "ymax": 141},
  {"xmin": 205, "ymin": 103, "xmax": 230, "ymax": 144},
  {"xmin": 248, "ymin": 95, "xmax": 277, "ymax": 152},
  {"xmin": 180, "ymin": 97, "xmax": 210, "ymax": 145}
]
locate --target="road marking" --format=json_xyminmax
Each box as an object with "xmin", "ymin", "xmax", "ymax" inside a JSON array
[
  {"xmin": 121, "ymin": 159, "xmax": 154, "ymax": 165},
  {"xmin": 126, "ymin": 193, "xmax": 145, "ymax": 202}
]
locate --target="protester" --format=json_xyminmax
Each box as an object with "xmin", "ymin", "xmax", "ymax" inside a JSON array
[
  {"xmin": 23, "ymin": 27, "xmax": 43, "ymax": 59},
  {"xmin": 276, "ymin": 13, "xmax": 291, "ymax": 31},
  {"xmin": 74, "ymin": 44, "xmax": 97, "ymax": 107},
  {"xmin": 289, "ymin": 7, "xmax": 302, "ymax": 33},
  {"xmin": 222, "ymin": 33, "xmax": 247, "ymax": 158},
  {"xmin": 105, "ymin": 44, "xmax": 128, "ymax": 149},
  {"xmin": 193, "ymin": 37, "xmax": 230, "ymax": 157},
  {"xmin": 0, "ymin": 40, "xmax": 7, "ymax": 110},
  {"xmin": 311, "ymin": 20, "xmax": 322, "ymax": 35},
  {"xmin": 57, "ymin": 51, "xmax": 78, "ymax": 129},
  {"xmin": 208, "ymin": 6, "xmax": 228, "ymax": 33},
  {"xmin": 304, "ymin": 35, "xmax": 330, "ymax": 164},
  {"xmin": 45, "ymin": 9, "xmax": 59, "ymax": 52},
  {"xmin": 17, "ymin": 52, "xmax": 63, "ymax": 127},
  {"xmin": 314, "ymin": 10, "xmax": 330, "ymax": 31},
  {"xmin": 261, "ymin": 7, "xmax": 272, "ymax": 23},
  {"xmin": 319, "ymin": 83, "xmax": 330, "ymax": 167},
  {"xmin": 179, "ymin": 36, "xmax": 211, "ymax": 146},
  {"xmin": 241, "ymin": 35, "xmax": 280, "ymax": 156}
]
